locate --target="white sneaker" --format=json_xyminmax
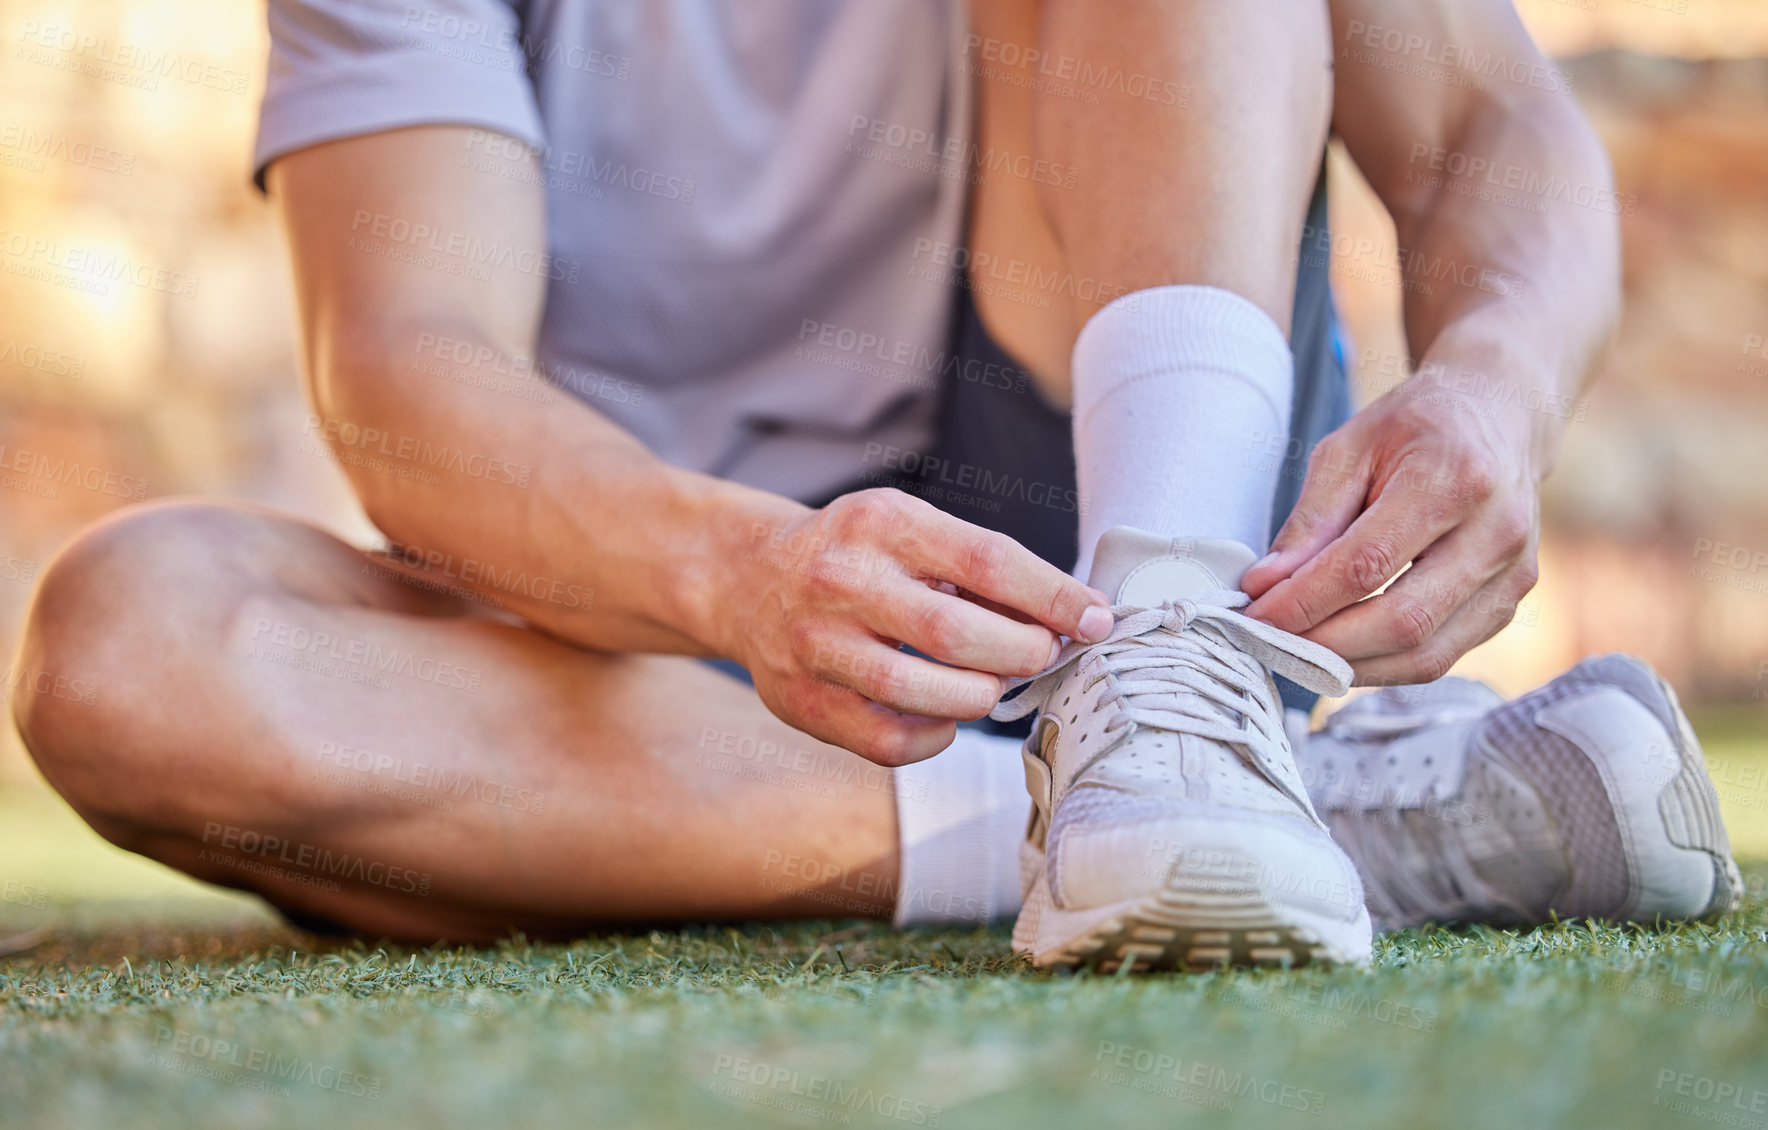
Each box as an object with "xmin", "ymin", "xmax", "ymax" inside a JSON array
[
  {"xmin": 1302, "ymin": 655, "xmax": 1743, "ymax": 932},
  {"xmin": 991, "ymin": 527, "xmax": 1373, "ymax": 972}
]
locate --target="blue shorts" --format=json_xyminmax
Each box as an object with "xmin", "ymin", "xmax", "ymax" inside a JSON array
[
  {"xmin": 732, "ymin": 173, "xmax": 1352, "ymax": 724},
  {"xmin": 903, "ymin": 171, "xmax": 1349, "ymax": 574},
  {"xmin": 861, "ymin": 172, "xmax": 1350, "ymax": 723}
]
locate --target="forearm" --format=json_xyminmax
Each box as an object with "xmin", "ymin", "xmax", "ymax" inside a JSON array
[
  {"xmin": 1387, "ymin": 95, "xmax": 1622, "ymax": 475},
  {"xmin": 316, "ymin": 323, "xmax": 805, "ymax": 656}
]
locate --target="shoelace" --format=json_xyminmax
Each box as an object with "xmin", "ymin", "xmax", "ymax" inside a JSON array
[
  {"xmin": 1323, "ymin": 698, "xmax": 1492, "ymax": 742},
  {"xmin": 1303, "ymin": 685, "xmax": 1511, "ymax": 927},
  {"xmin": 1325, "ymin": 803, "xmax": 1500, "ymax": 930},
  {"xmin": 1313, "ymin": 712, "xmax": 1508, "ymax": 928},
  {"xmin": 991, "ymin": 590, "xmax": 1353, "ymax": 814},
  {"xmin": 1307, "ymin": 693, "xmax": 1492, "ymax": 810}
]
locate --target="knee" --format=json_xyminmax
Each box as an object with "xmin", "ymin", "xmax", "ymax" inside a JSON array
[{"xmin": 10, "ymin": 499, "xmax": 265, "ymax": 829}]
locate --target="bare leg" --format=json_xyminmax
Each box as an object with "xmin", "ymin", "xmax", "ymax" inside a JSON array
[
  {"xmin": 11, "ymin": 501, "xmax": 898, "ymax": 942},
  {"xmin": 966, "ymin": 0, "xmax": 1333, "ymax": 400}
]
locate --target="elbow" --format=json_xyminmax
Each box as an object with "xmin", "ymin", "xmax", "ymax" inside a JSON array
[{"xmin": 304, "ymin": 329, "xmax": 426, "ymax": 532}]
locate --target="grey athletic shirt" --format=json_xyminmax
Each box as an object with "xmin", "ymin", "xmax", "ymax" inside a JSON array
[{"xmin": 255, "ymin": 0, "xmax": 971, "ymax": 502}]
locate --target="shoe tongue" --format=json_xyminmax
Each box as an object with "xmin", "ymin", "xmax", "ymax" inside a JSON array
[{"xmin": 1087, "ymin": 526, "xmax": 1259, "ymax": 607}]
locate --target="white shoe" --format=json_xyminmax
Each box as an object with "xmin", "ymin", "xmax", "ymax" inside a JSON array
[
  {"xmin": 1302, "ymin": 655, "xmax": 1743, "ymax": 932},
  {"xmin": 991, "ymin": 527, "xmax": 1373, "ymax": 972}
]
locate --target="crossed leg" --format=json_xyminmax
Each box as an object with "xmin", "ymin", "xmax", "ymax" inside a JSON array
[
  {"xmin": 11, "ymin": 501, "xmax": 899, "ymax": 942},
  {"xmin": 11, "ymin": 2, "xmax": 1334, "ymax": 945}
]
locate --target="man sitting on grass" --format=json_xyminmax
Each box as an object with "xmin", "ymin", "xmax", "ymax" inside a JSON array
[{"xmin": 11, "ymin": 0, "xmax": 1738, "ymax": 969}]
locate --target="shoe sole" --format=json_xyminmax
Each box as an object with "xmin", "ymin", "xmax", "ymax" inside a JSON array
[{"xmin": 1030, "ymin": 876, "xmax": 1372, "ymax": 973}]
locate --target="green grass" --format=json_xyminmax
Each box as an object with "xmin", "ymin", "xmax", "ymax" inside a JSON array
[{"xmin": 4, "ymin": 712, "xmax": 1768, "ymax": 1130}]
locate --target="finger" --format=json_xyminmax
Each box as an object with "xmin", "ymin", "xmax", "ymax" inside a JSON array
[
  {"xmin": 1244, "ymin": 463, "xmax": 1463, "ymax": 635},
  {"xmin": 806, "ymin": 635, "xmax": 1004, "ymax": 720},
  {"xmin": 1301, "ymin": 517, "xmax": 1520, "ymax": 661},
  {"xmin": 773, "ymin": 678, "xmax": 957, "ymax": 767},
  {"xmin": 1242, "ymin": 435, "xmax": 1370, "ymax": 598},
  {"xmin": 893, "ymin": 506, "xmax": 1112, "ymax": 642},
  {"xmin": 865, "ymin": 582, "xmax": 1059, "ymax": 678},
  {"xmin": 953, "ymin": 589, "xmax": 1040, "ymax": 626},
  {"xmin": 1348, "ymin": 566, "xmax": 1534, "ymax": 688}
]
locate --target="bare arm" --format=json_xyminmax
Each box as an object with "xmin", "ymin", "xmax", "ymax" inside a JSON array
[
  {"xmin": 269, "ymin": 126, "xmax": 1109, "ymax": 762},
  {"xmin": 1244, "ymin": 0, "xmax": 1621, "ymax": 684},
  {"xmin": 272, "ymin": 126, "xmax": 738, "ymax": 658}
]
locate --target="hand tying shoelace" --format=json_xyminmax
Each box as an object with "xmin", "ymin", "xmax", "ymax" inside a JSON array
[
  {"xmin": 1000, "ymin": 529, "xmax": 1376, "ymax": 970},
  {"xmin": 991, "ymin": 590, "xmax": 1353, "ymax": 818}
]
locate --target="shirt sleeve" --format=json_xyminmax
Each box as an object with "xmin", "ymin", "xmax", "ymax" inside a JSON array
[{"xmin": 252, "ymin": 0, "xmax": 546, "ymax": 190}]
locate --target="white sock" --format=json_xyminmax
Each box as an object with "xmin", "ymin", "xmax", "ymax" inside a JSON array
[
  {"xmin": 890, "ymin": 727, "xmax": 1030, "ymax": 927},
  {"xmin": 1070, "ymin": 285, "xmax": 1294, "ymax": 580}
]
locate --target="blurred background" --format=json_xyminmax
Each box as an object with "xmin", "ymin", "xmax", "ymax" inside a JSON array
[{"xmin": 1, "ymin": 0, "xmax": 1766, "ymax": 920}]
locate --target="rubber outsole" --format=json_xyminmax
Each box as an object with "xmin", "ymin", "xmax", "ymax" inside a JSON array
[{"xmin": 1030, "ymin": 882, "xmax": 1371, "ymax": 973}]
